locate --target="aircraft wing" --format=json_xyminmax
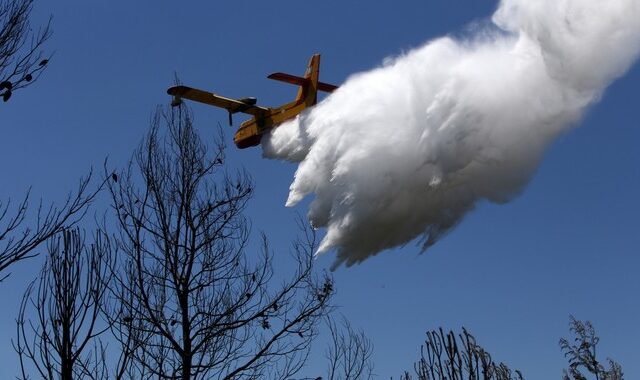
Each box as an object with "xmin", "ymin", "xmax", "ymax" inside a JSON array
[{"xmin": 167, "ymin": 85, "xmax": 270, "ymax": 116}]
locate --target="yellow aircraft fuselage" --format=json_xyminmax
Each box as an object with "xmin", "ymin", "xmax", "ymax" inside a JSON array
[
  {"xmin": 234, "ymin": 86, "xmax": 316, "ymax": 148},
  {"xmin": 167, "ymin": 54, "xmax": 337, "ymax": 149}
]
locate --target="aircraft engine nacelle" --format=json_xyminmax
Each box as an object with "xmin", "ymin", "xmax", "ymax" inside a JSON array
[
  {"xmin": 170, "ymin": 96, "xmax": 182, "ymax": 107},
  {"xmin": 238, "ymin": 97, "xmax": 257, "ymax": 105}
]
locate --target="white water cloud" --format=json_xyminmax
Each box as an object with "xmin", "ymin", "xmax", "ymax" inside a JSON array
[{"xmin": 263, "ymin": 0, "xmax": 640, "ymax": 269}]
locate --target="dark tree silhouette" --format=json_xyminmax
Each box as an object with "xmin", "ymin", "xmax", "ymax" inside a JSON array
[
  {"xmin": 400, "ymin": 328, "xmax": 524, "ymax": 380},
  {"xmin": 0, "ymin": 172, "xmax": 102, "ymax": 281},
  {"xmin": 325, "ymin": 316, "xmax": 374, "ymax": 380},
  {"xmin": 560, "ymin": 316, "xmax": 623, "ymax": 380},
  {"xmin": 0, "ymin": 0, "xmax": 51, "ymax": 103},
  {"xmin": 14, "ymin": 228, "xmax": 114, "ymax": 380},
  {"xmin": 0, "ymin": 1, "xmax": 74, "ymax": 280},
  {"xmin": 104, "ymin": 105, "xmax": 333, "ymax": 380}
]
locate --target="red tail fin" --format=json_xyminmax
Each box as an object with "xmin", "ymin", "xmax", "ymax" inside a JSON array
[
  {"xmin": 266, "ymin": 54, "xmax": 338, "ymax": 106},
  {"xmin": 298, "ymin": 54, "xmax": 320, "ymax": 104}
]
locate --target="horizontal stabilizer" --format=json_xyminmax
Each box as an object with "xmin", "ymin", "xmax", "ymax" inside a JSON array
[
  {"xmin": 318, "ymin": 82, "xmax": 339, "ymax": 93},
  {"xmin": 267, "ymin": 72, "xmax": 306, "ymax": 86},
  {"xmin": 267, "ymin": 72, "xmax": 339, "ymax": 93}
]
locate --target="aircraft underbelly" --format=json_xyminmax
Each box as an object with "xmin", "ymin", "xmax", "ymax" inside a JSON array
[{"xmin": 234, "ymin": 103, "xmax": 306, "ymax": 149}]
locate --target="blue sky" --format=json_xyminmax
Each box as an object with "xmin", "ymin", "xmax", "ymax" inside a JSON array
[{"xmin": 1, "ymin": 1, "xmax": 639, "ymax": 378}]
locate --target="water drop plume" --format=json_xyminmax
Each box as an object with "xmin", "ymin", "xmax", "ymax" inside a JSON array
[{"xmin": 263, "ymin": 0, "xmax": 640, "ymax": 268}]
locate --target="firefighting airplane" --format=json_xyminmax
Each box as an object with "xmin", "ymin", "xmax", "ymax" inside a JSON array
[{"xmin": 167, "ymin": 54, "xmax": 338, "ymax": 149}]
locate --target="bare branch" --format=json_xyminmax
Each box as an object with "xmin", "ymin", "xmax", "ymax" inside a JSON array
[
  {"xmin": 13, "ymin": 228, "xmax": 113, "ymax": 380},
  {"xmin": 560, "ymin": 316, "xmax": 623, "ymax": 380},
  {"xmin": 105, "ymin": 104, "xmax": 333, "ymax": 380},
  {"xmin": 400, "ymin": 327, "xmax": 524, "ymax": 380},
  {"xmin": 325, "ymin": 315, "xmax": 374, "ymax": 380},
  {"xmin": 0, "ymin": 0, "xmax": 52, "ymax": 103},
  {"xmin": 0, "ymin": 170, "xmax": 105, "ymax": 281}
]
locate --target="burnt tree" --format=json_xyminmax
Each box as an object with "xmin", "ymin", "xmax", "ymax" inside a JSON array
[
  {"xmin": 325, "ymin": 316, "xmax": 374, "ymax": 380},
  {"xmin": 14, "ymin": 229, "xmax": 113, "ymax": 380},
  {"xmin": 400, "ymin": 328, "xmax": 524, "ymax": 380},
  {"xmin": 560, "ymin": 316, "xmax": 623, "ymax": 380},
  {"xmin": 0, "ymin": 0, "xmax": 51, "ymax": 103},
  {"xmin": 105, "ymin": 105, "xmax": 333, "ymax": 380}
]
